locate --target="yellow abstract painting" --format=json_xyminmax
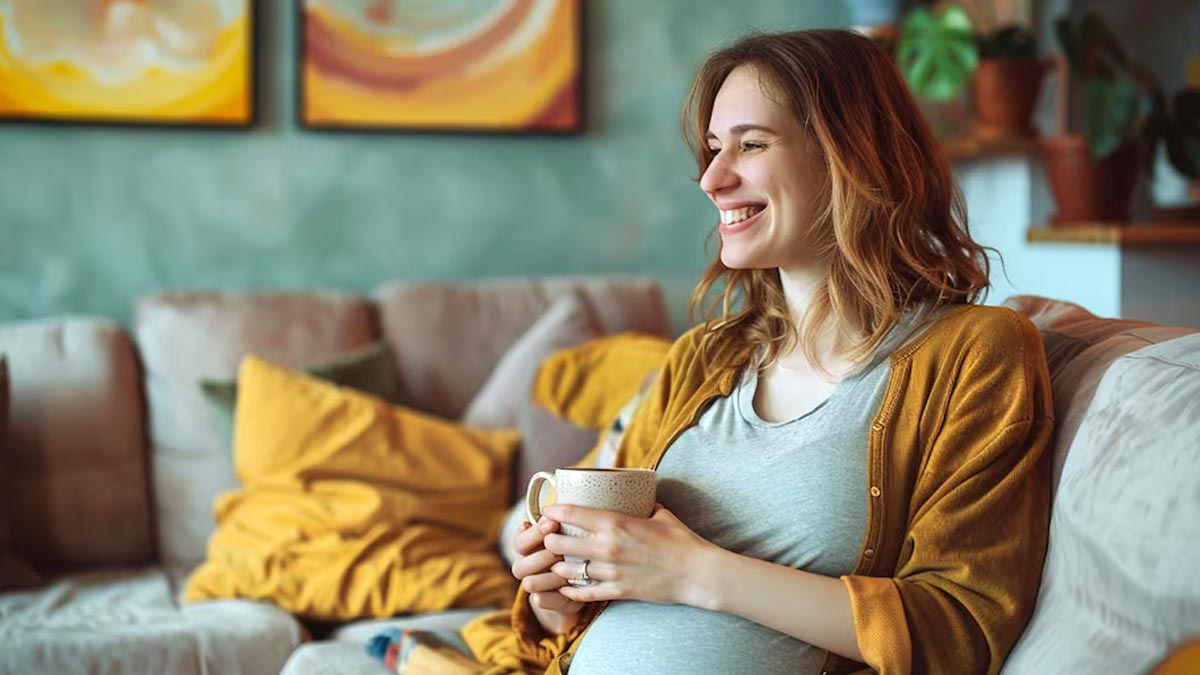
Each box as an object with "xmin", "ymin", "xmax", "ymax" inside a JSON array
[
  {"xmin": 301, "ymin": 0, "xmax": 581, "ymax": 132},
  {"xmin": 0, "ymin": 0, "xmax": 253, "ymax": 126}
]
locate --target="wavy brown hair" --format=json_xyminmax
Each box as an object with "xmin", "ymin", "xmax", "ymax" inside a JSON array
[{"xmin": 684, "ymin": 29, "xmax": 992, "ymax": 374}]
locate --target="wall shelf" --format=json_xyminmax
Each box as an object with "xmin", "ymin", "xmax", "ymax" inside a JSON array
[
  {"xmin": 943, "ymin": 130, "xmax": 1039, "ymax": 161},
  {"xmin": 1026, "ymin": 223, "xmax": 1200, "ymax": 246}
]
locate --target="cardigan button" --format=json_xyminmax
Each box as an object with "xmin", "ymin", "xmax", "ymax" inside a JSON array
[
  {"xmin": 870, "ymin": 486, "xmax": 881, "ymax": 497},
  {"xmin": 864, "ymin": 548, "xmax": 875, "ymax": 558},
  {"xmin": 871, "ymin": 421, "xmax": 883, "ymax": 432}
]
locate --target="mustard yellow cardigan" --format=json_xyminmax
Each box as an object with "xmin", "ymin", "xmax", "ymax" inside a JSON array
[{"xmin": 508, "ymin": 304, "xmax": 1054, "ymax": 675}]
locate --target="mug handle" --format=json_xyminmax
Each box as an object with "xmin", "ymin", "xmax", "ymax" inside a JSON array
[{"xmin": 525, "ymin": 471, "xmax": 556, "ymax": 525}]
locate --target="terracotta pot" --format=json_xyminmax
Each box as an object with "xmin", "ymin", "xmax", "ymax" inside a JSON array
[
  {"xmin": 1040, "ymin": 135, "xmax": 1141, "ymax": 225},
  {"xmin": 971, "ymin": 58, "xmax": 1046, "ymax": 137}
]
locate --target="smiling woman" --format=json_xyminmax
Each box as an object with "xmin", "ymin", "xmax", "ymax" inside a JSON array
[
  {"xmin": 501, "ymin": 29, "xmax": 1055, "ymax": 675},
  {"xmin": 700, "ymin": 74, "xmax": 830, "ymax": 274},
  {"xmin": 683, "ymin": 31, "xmax": 993, "ymax": 376},
  {"xmin": 0, "ymin": 0, "xmax": 253, "ymax": 125}
]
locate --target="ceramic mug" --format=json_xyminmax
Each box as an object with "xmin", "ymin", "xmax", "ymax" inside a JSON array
[{"xmin": 525, "ymin": 467, "xmax": 657, "ymax": 586}]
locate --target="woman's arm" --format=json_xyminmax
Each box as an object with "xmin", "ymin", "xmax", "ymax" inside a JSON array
[
  {"xmin": 545, "ymin": 503, "xmax": 864, "ymax": 662},
  {"xmin": 502, "ymin": 329, "xmax": 702, "ymax": 666},
  {"xmin": 693, "ymin": 545, "xmax": 864, "ymax": 662}
]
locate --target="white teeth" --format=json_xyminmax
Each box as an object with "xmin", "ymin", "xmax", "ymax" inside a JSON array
[{"xmin": 720, "ymin": 206, "xmax": 760, "ymax": 224}]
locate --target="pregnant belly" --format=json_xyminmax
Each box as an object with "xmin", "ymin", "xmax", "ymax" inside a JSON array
[{"xmin": 565, "ymin": 600, "xmax": 826, "ymax": 675}]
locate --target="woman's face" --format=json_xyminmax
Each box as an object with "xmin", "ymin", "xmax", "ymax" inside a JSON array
[{"xmin": 700, "ymin": 64, "xmax": 828, "ymax": 272}]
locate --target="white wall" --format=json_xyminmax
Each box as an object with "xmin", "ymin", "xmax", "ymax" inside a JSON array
[
  {"xmin": 957, "ymin": 0, "xmax": 1200, "ymax": 327},
  {"xmin": 959, "ymin": 156, "xmax": 1123, "ymax": 318}
]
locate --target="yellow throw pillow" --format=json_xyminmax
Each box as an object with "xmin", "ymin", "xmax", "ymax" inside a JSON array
[
  {"xmin": 531, "ymin": 333, "xmax": 672, "ymax": 432},
  {"xmin": 183, "ymin": 355, "xmax": 520, "ymax": 620}
]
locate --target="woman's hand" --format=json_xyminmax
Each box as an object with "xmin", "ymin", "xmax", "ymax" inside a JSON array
[
  {"xmin": 510, "ymin": 517, "xmax": 586, "ymax": 635},
  {"xmin": 542, "ymin": 503, "xmax": 721, "ymax": 608}
]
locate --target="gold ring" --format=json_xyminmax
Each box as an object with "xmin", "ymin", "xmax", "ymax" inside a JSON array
[{"xmin": 579, "ymin": 560, "xmax": 590, "ymax": 583}]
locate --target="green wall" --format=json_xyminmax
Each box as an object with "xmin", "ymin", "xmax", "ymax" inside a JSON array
[{"xmin": 0, "ymin": 1, "xmax": 851, "ymax": 329}]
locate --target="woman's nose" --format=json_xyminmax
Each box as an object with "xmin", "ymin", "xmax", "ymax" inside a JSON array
[{"xmin": 699, "ymin": 153, "xmax": 738, "ymax": 195}]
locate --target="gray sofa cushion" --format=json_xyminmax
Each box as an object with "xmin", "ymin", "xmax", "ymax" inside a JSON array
[
  {"xmin": 331, "ymin": 608, "xmax": 494, "ymax": 643},
  {"xmin": 280, "ymin": 609, "xmax": 493, "ymax": 675},
  {"xmin": 280, "ymin": 642, "xmax": 386, "ymax": 675},
  {"xmin": 1001, "ymin": 333, "xmax": 1200, "ymax": 674},
  {"xmin": 0, "ymin": 567, "xmax": 303, "ymax": 675}
]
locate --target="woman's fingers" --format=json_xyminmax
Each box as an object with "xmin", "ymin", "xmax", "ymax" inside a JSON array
[
  {"xmin": 550, "ymin": 559, "xmax": 613, "ymax": 583},
  {"xmin": 511, "ymin": 548, "xmax": 560, "ymax": 581},
  {"xmin": 558, "ymin": 582, "xmax": 619, "ymax": 604},
  {"xmin": 531, "ymin": 590, "xmax": 585, "ymax": 614},
  {"xmin": 543, "ymin": 504, "xmax": 614, "ymax": 533},
  {"xmin": 513, "ymin": 517, "xmax": 559, "ymax": 556},
  {"xmin": 512, "ymin": 520, "xmax": 544, "ymax": 556},
  {"xmin": 542, "ymin": 532, "xmax": 595, "ymax": 559},
  {"xmin": 521, "ymin": 571, "xmax": 569, "ymax": 594}
]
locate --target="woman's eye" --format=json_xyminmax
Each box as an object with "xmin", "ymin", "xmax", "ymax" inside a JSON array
[{"xmin": 740, "ymin": 141, "xmax": 766, "ymax": 151}]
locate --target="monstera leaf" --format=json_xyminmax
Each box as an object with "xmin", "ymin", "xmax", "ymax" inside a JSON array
[{"xmin": 898, "ymin": 5, "xmax": 979, "ymax": 101}]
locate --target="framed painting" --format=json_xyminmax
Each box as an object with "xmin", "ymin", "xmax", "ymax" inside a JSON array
[
  {"xmin": 0, "ymin": 0, "xmax": 255, "ymax": 128},
  {"xmin": 299, "ymin": 0, "xmax": 583, "ymax": 134}
]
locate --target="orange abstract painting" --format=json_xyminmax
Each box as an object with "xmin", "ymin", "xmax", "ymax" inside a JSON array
[
  {"xmin": 300, "ymin": 0, "xmax": 582, "ymax": 133},
  {"xmin": 0, "ymin": 0, "xmax": 254, "ymax": 126}
]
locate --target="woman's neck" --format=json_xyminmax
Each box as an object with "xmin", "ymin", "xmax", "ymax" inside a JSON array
[
  {"xmin": 776, "ymin": 266, "xmax": 858, "ymax": 377},
  {"xmin": 777, "ymin": 267, "xmax": 823, "ymax": 323}
]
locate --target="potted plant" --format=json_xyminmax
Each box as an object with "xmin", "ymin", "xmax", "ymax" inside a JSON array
[
  {"xmin": 1143, "ymin": 73, "xmax": 1200, "ymax": 219},
  {"xmin": 972, "ymin": 23, "xmax": 1047, "ymax": 138},
  {"xmin": 898, "ymin": 4, "xmax": 978, "ymax": 102},
  {"xmin": 898, "ymin": 4, "xmax": 1045, "ymax": 139},
  {"xmin": 896, "ymin": 4, "xmax": 978, "ymax": 138},
  {"xmin": 1041, "ymin": 12, "xmax": 1148, "ymax": 224}
]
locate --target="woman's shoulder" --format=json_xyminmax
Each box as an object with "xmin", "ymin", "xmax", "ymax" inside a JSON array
[
  {"xmin": 898, "ymin": 303, "xmax": 1044, "ymax": 365},
  {"xmin": 668, "ymin": 322, "xmax": 755, "ymax": 367},
  {"xmin": 671, "ymin": 323, "xmax": 712, "ymax": 354}
]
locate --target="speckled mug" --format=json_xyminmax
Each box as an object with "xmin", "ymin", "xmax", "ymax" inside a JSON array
[{"xmin": 525, "ymin": 468, "xmax": 658, "ymax": 586}]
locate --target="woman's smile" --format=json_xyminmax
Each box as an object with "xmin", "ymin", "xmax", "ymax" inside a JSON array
[{"xmin": 718, "ymin": 205, "xmax": 766, "ymax": 235}]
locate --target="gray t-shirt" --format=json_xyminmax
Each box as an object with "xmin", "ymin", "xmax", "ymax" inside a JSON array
[{"xmin": 566, "ymin": 328, "xmax": 906, "ymax": 675}]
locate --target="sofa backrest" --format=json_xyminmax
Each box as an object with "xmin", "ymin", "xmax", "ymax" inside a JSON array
[
  {"xmin": 1002, "ymin": 295, "xmax": 1197, "ymax": 495},
  {"xmin": 1000, "ymin": 296, "xmax": 1200, "ymax": 675},
  {"xmin": 0, "ymin": 318, "xmax": 154, "ymax": 571},
  {"xmin": 135, "ymin": 277, "xmax": 669, "ymax": 576},
  {"xmin": 374, "ymin": 277, "xmax": 669, "ymax": 420},
  {"xmin": 135, "ymin": 292, "xmax": 379, "ymax": 574}
]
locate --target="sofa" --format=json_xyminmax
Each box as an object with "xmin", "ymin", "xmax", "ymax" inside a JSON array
[
  {"xmin": 0, "ymin": 278, "xmax": 1196, "ymax": 675},
  {"xmin": 0, "ymin": 277, "xmax": 670, "ymax": 675}
]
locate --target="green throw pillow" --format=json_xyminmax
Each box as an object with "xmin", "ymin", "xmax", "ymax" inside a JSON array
[{"xmin": 200, "ymin": 341, "xmax": 403, "ymax": 441}]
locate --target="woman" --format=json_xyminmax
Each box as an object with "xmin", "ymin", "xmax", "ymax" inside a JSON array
[{"xmin": 509, "ymin": 29, "xmax": 1053, "ymax": 675}]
